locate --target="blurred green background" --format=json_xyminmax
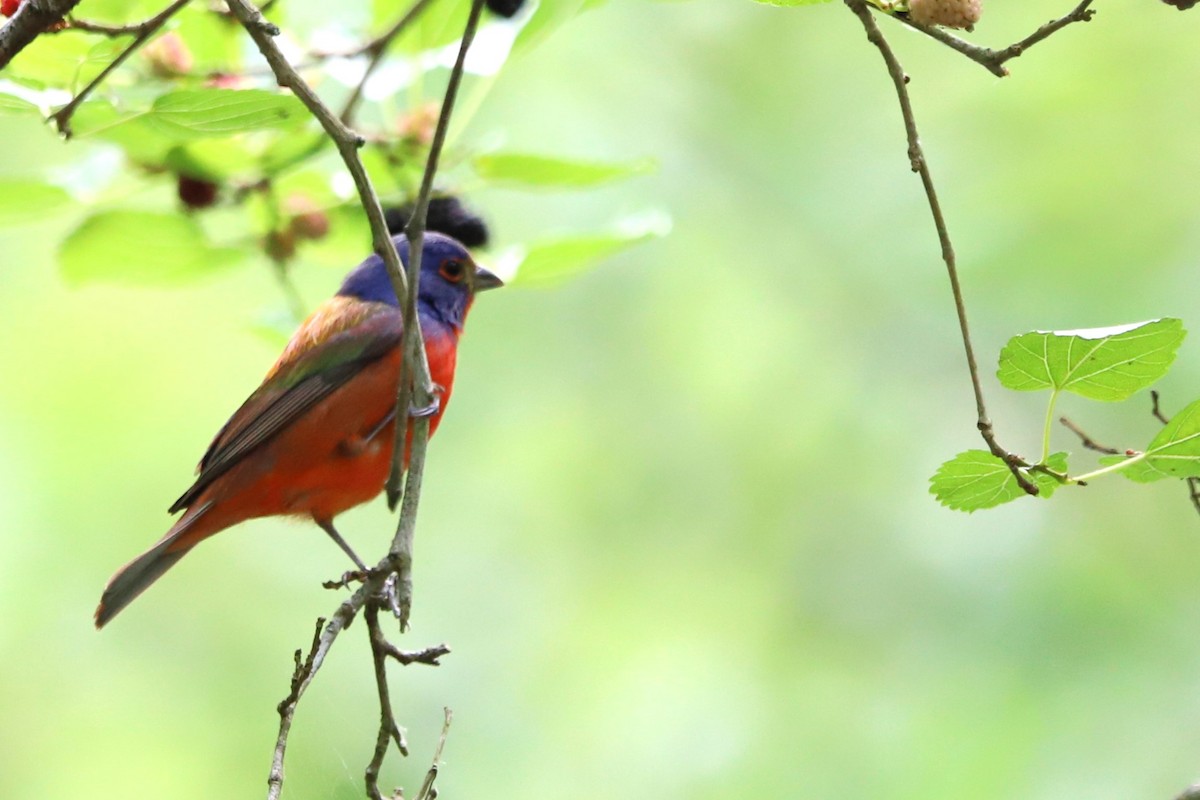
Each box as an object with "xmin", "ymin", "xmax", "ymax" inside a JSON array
[{"xmin": 3, "ymin": 0, "xmax": 1200, "ymax": 798}]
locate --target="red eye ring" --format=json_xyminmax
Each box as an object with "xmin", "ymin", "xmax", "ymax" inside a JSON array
[{"xmin": 438, "ymin": 258, "xmax": 465, "ymax": 283}]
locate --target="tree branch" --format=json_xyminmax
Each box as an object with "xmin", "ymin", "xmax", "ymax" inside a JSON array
[
  {"xmin": 0, "ymin": 0, "xmax": 80, "ymax": 70},
  {"xmin": 219, "ymin": 1, "xmax": 483, "ymax": 794},
  {"xmin": 876, "ymin": 0, "xmax": 1095, "ymax": 78},
  {"xmin": 49, "ymin": 0, "xmax": 193, "ymax": 139},
  {"xmin": 365, "ymin": 601, "xmax": 409, "ymax": 800},
  {"xmin": 844, "ymin": 0, "xmax": 1038, "ymax": 494},
  {"xmin": 383, "ymin": 0, "xmax": 487, "ymax": 632},
  {"xmin": 1059, "ymin": 416, "xmax": 1120, "ymax": 455},
  {"xmin": 338, "ymin": 0, "xmax": 437, "ymax": 125}
]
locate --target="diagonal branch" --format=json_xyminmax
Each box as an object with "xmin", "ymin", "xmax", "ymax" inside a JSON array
[
  {"xmin": 844, "ymin": 0, "xmax": 1038, "ymax": 494},
  {"xmin": 49, "ymin": 0, "xmax": 192, "ymax": 139},
  {"xmin": 338, "ymin": 0, "xmax": 438, "ymax": 125},
  {"xmin": 225, "ymin": 0, "xmax": 416, "ymax": 312},
  {"xmin": 877, "ymin": 0, "xmax": 1095, "ymax": 78},
  {"xmin": 383, "ymin": 0, "xmax": 487, "ymax": 636}
]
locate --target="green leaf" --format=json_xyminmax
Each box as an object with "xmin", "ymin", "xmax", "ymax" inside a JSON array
[
  {"xmin": 996, "ymin": 319, "xmax": 1185, "ymax": 401},
  {"xmin": 930, "ymin": 450, "xmax": 1067, "ymax": 511},
  {"xmin": 512, "ymin": 0, "xmax": 591, "ymax": 56},
  {"xmin": 59, "ymin": 211, "xmax": 244, "ymax": 286},
  {"xmin": 473, "ymin": 152, "xmax": 656, "ymax": 189},
  {"xmin": 751, "ymin": 0, "xmax": 833, "ymax": 6},
  {"xmin": 0, "ymin": 93, "xmax": 39, "ymax": 115},
  {"xmin": 142, "ymin": 89, "xmax": 309, "ymax": 140},
  {"xmin": 0, "ymin": 181, "xmax": 71, "ymax": 225},
  {"xmin": 508, "ymin": 214, "xmax": 669, "ymax": 287},
  {"xmin": 1108, "ymin": 398, "xmax": 1200, "ymax": 482},
  {"xmin": 165, "ymin": 139, "xmax": 260, "ymax": 182}
]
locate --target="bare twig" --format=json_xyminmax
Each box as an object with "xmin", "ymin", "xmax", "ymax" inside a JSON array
[
  {"xmin": 383, "ymin": 0, "xmax": 486, "ymax": 633},
  {"xmin": 48, "ymin": 0, "xmax": 192, "ymax": 138},
  {"xmin": 879, "ymin": 0, "xmax": 1095, "ymax": 78},
  {"xmin": 415, "ymin": 708, "xmax": 453, "ymax": 800},
  {"xmin": 0, "ymin": 0, "xmax": 81, "ymax": 69},
  {"xmin": 1151, "ymin": 390, "xmax": 1171, "ymax": 425},
  {"xmin": 1059, "ymin": 416, "xmax": 1120, "ymax": 455},
  {"xmin": 844, "ymin": 0, "xmax": 1037, "ymax": 495},
  {"xmin": 386, "ymin": 0, "xmax": 487, "ymax": 513},
  {"xmin": 365, "ymin": 602, "xmax": 409, "ymax": 800},
  {"xmin": 381, "ymin": 640, "xmax": 450, "ymax": 666},
  {"xmin": 64, "ymin": 8, "xmax": 187, "ymax": 37},
  {"xmin": 338, "ymin": 0, "xmax": 437, "ymax": 125}
]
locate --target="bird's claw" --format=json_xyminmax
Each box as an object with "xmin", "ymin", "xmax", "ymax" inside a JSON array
[
  {"xmin": 408, "ymin": 396, "xmax": 440, "ymax": 419},
  {"xmin": 322, "ymin": 569, "xmax": 368, "ymax": 590}
]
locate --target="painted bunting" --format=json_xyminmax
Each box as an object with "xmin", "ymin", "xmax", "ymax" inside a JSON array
[{"xmin": 95, "ymin": 232, "xmax": 501, "ymax": 628}]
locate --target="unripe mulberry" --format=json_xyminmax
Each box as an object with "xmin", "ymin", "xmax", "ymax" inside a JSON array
[
  {"xmin": 285, "ymin": 195, "xmax": 330, "ymax": 241},
  {"xmin": 264, "ymin": 230, "xmax": 296, "ymax": 262},
  {"xmin": 143, "ymin": 32, "xmax": 194, "ymax": 77},
  {"xmin": 908, "ymin": 0, "xmax": 981, "ymax": 29}
]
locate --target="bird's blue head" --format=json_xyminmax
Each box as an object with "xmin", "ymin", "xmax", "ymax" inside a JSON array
[{"xmin": 338, "ymin": 232, "xmax": 502, "ymax": 332}]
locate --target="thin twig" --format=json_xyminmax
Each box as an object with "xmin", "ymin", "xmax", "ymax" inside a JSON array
[
  {"xmin": 1151, "ymin": 390, "xmax": 1171, "ymax": 425},
  {"xmin": 365, "ymin": 602, "xmax": 409, "ymax": 800},
  {"xmin": 384, "ymin": 0, "xmax": 486, "ymax": 622},
  {"xmin": 415, "ymin": 708, "xmax": 454, "ymax": 800},
  {"xmin": 224, "ymin": 0, "xmax": 415, "ymax": 311},
  {"xmin": 878, "ymin": 0, "xmax": 1095, "ymax": 78},
  {"xmin": 48, "ymin": 0, "xmax": 192, "ymax": 138},
  {"xmin": 1059, "ymin": 416, "xmax": 1120, "ymax": 455},
  {"xmin": 381, "ymin": 640, "xmax": 450, "ymax": 665},
  {"xmin": 0, "ymin": 0, "xmax": 81, "ymax": 70},
  {"xmin": 844, "ymin": 0, "xmax": 1038, "ymax": 495},
  {"xmin": 338, "ymin": 0, "xmax": 438, "ymax": 125},
  {"xmin": 63, "ymin": 10, "xmax": 184, "ymax": 36},
  {"xmin": 386, "ymin": 0, "xmax": 487, "ymax": 513}
]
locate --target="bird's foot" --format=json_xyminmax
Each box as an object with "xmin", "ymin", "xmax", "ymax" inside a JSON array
[
  {"xmin": 408, "ymin": 396, "xmax": 440, "ymax": 419},
  {"xmin": 322, "ymin": 569, "xmax": 368, "ymax": 590}
]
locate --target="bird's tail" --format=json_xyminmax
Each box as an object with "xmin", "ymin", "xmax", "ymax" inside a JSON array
[{"xmin": 94, "ymin": 502, "xmax": 214, "ymax": 629}]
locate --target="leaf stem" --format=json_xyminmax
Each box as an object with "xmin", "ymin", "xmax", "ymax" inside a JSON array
[
  {"xmin": 1041, "ymin": 389, "xmax": 1059, "ymax": 464},
  {"xmin": 1070, "ymin": 453, "xmax": 1144, "ymax": 484}
]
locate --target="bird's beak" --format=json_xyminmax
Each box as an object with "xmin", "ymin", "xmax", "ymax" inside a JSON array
[{"xmin": 473, "ymin": 264, "xmax": 503, "ymax": 292}]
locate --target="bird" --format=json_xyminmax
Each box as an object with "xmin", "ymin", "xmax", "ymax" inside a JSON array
[{"xmin": 94, "ymin": 232, "xmax": 501, "ymax": 628}]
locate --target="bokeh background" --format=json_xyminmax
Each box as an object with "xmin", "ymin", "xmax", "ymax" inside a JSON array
[{"xmin": 2, "ymin": 0, "xmax": 1200, "ymax": 798}]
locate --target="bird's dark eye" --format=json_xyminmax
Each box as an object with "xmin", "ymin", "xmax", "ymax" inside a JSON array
[{"xmin": 438, "ymin": 258, "xmax": 465, "ymax": 283}]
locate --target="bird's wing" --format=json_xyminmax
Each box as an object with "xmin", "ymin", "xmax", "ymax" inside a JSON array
[{"xmin": 168, "ymin": 299, "xmax": 403, "ymax": 514}]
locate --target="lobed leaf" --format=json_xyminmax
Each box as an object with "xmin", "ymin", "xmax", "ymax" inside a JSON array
[
  {"xmin": 996, "ymin": 318, "xmax": 1184, "ymax": 401},
  {"xmin": 59, "ymin": 211, "xmax": 244, "ymax": 286},
  {"xmin": 473, "ymin": 152, "xmax": 656, "ymax": 188},
  {"xmin": 1108, "ymin": 398, "xmax": 1200, "ymax": 483},
  {"xmin": 930, "ymin": 450, "xmax": 1067, "ymax": 512}
]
